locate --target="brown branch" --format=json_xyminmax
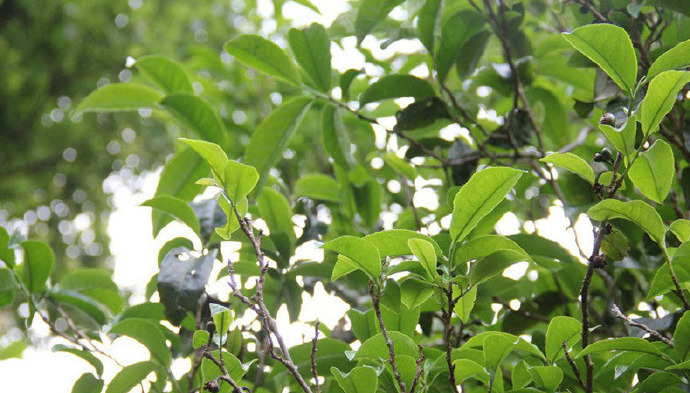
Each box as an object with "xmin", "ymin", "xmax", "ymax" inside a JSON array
[
  {"xmin": 444, "ymin": 286, "xmax": 461, "ymax": 393},
  {"xmin": 370, "ymin": 283, "xmax": 407, "ymax": 393},
  {"xmin": 409, "ymin": 345, "xmax": 425, "ymax": 393},
  {"xmin": 611, "ymin": 304, "xmax": 674, "ymax": 347},
  {"xmin": 310, "ymin": 321, "xmax": 321, "ymax": 393},
  {"xmin": 204, "ymin": 351, "xmax": 244, "ymax": 393},
  {"xmin": 563, "ymin": 341, "xmax": 586, "ymax": 391}
]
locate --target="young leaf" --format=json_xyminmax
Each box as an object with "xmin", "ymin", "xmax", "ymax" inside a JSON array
[
  {"xmin": 104, "ymin": 361, "xmax": 160, "ymax": 393},
  {"xmin": 384, "ymin": 152, "xmax": 417, "ymax": 179},
  {"xmin": 647, "ymin": 39, "xmax": 690, "ymax": 80},
  {"xmin": 331, "ymin": 366, "xmax": 378, "ymax": 393},
  {"xmin": 210, "ymin": 303, "xmax": 233, "ymax": 335},
  {"xmin": 20, "ymin": 241, "xmax": 54, "ymax": 294},
  {"xmin": 674, "ymin": 311, "xmax": 690, "ymax": 361},
  {"xmin": 450, "ymin": 167, "xmax": 524, "ymax": 244},
  {"xmin": 408, "ymin": 238, "xmax": 440, "ymax": 283},
  {"xmin": 453, "ymin": 286, "xmax": 477, "ymax": 324},
  {"xmin": 400, "ymin": 278, "xmax": 435, "ymax": 309},
  {"xmin": 109, "ymin": 318, "xmax": 172, "ymax": 366},
  {"xmin": 359, "ymin": 75, "xmax": 435, "ymax": 105},
  {"xmin": 72, "ymin": 83, "xmax": 163, "ymax": 117},
  {"xmin": 453, "ymin": 359, "xmax": 489, "ymax": 385},
  {"xmin": 469, "ymin": 250, "xmax": 528, "ymax": 287},
  {"xmin": 628, "ymin": 139, "xmax": 674, "ymax": 203},
  {"xmin": 454, "ymin": 235, "xmax": 531, "ymax": 266},
  {"xmin": 640, "ymin": 70, "xmax": 690, "ymax": 136},
  {"xmin": 540, "ymin": 152, "xmax": 595, "ymax": 184},
  {"xmin": 587, "ymin": 199, "xmax": 665, "ymax": 244},
  {"xmin": 192, "ymin": 330, "xmax": 210, "ymax": 349},
  {"xmin": 365, "ymin": 229, "xmax": 442, "ymax": 257},
  {"xmin": 294, "ymin": 174, "xmax": 341, "ymax": 202},
  {"xmin": 224, "ymin": 34, "xmax": 301, "ymax": 85},
  {"xmin": 323, "ymin": 236, "xmax": 381, "ymax": 279},
  {"xmin": 179, "ymin": 138, "xmax": 228, "ymax": 183},
  {"xmin": 484, "ymin": 334, "xmax": 515, "ymax": 368},
  {"xmin": 599, "ymin": 116, "xmax": 637, "ymax": 164},
  {"xmin": 243, "ymin": 96, "xmax": 313, "ymax": 195},
  {"xmin": 355, "ymin": 0, "xmax": 405, "ymax": 44},
  {"xmin": 141, "ymin": 196, "xmax": 201, "ymax": 236},
  {"xmin": 288, "ymin": 23, "xmax": 332, "ymax": 92},
  {"xmin": 669, "ymin": 219, "xmax": 690, "ymax": 242},
  {"xmin": 545, "ymin": 316, "xmax": 581, "ymax": 363},
  {"xmin": 223, "ymin": 160, "xmax": 259, "ymax": 203},
  {"xmin": 135, "ymin": 55, "xmax": 193, "ymax": 94},
  {"xmin": 161, "ymin": 94, "xmax": 228, "ymax": 147},
  {"xmin": 354, "ymin": 331, "xmax": 418, "ymax": 360},
  {"xmin": 562, "ymin": 24, "xmax": 637, "ymax": 94}
]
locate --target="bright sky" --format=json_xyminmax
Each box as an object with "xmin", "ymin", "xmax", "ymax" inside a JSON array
[{"xmin": 0, "ymin": 1, "xmax": 594, "ymax": 391}]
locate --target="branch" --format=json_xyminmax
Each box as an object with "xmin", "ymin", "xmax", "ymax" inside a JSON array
[
  {"xmin": 203, "ymin": 351, "xmax": 244, "ymax": 393},
  {"xmin": 443, "ymin": 286, "xmax": 461, "ymax": 393},
  {"xmin": 409, "ymin": 345, "xmax": 425, "ymax": 393},
  {"xmin": 370, "ymin": 283, "xmax": 407, "ymax": 393},
  {"xmin": 610, "ymin": 304, "xmax": 674, "ymax": 347},
  {"xmin": 310, "ymin": 321, "xmax": 322, "ymax": 393},
  {"xmin": 562, "ymin": 341, "xmax": 586, "ymax": 391}
]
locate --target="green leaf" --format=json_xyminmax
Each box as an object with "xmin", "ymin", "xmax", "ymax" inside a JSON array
[
  {"xmin": 469, "ymin": 250, "xmax": 528, "ymax": 287},
  {"xmin": 295, "ymin": 173, "xmax": 341, "ymax": 202},
  {"xmin": 417, "ymin": 0, "xmax": 443, "ymax": 54},
  {"xmin": 72, "ymin": 83, "xmax": 163, "ymax": 117},
  {"xmin": 628, "ymin": 139, "xmax": 674, "ymax": 203},
  {"xmin": 192, "ymin": 330, "xmax": 210, "ymax": 349},
  {"xmin": 599, "ymin": 116, "xmax": 637, "ymax": 164},
  {"xmin": 59, "ymin": 268, "xmax": 123, "ymax": 313},
  {"xmin": 257, "ymin": 187, "xmax": 295, "ymax": 265},
  {"xmin": 179, "ymin": 138, "xmax": 228, "ymax": 184},
  {"xmin": 453, "ymin": 359, "xmax": 489, "ymax": 384},
  {"xmin": 157, "ymin": 247, "xmax": 216, "ymax": 325},
  {"xmin": 0, "ymin": 227, "xmax": 15, "ymax": 267},
  {"xmin": 669, "ymin": 219, "xmax": 690, "ymax": 242},
  {"xmin": 562, "ymin": 24, "xmax": 637, "ymax": 94},
  {"xmin": 20, "ymin": 240, "xmax": 54, "ymax": 294},
  {"xmin": 484, "ymin": 334, "xmax": 515, "ymax": 368},
  {"xmin": 0, "ymin": 268, "xmax": 16, "ymax": 308},
  {"xmin": 435, "ymin": 10, "xmax": 486, "ymax": 83},
  {"xmin": 540, "ymin": 152, "xmax": 595, "ymax": 185},
  {"xmin": 587, "ymin": 199, "xmax": 665, "ymax": 244},
  {"xmin": 331, "ymin": 366, "xmax": 378, "ymax": 393},
  {"xmin": 640, "ymin": 70, "xmax": 690, "ymax": 136},
  {"xmin": 674, "ymin": 311, "xmax": 690, "ymax": 361},
  {"xmin": 450, "ymin": 167, "xmax": 524, "ymax": 243},
  {"xmin": 408, "ymin": 238, "xmax": 439, "ymax": 283},
  {"xmin": 243, "ymin": 96, "xmax": 312, "ymax": 195},
  {"xmin": 321, "ymin": 105, "xmax": 354, "ymax": 169},
  {"xmin": 288, "ymin": 23, "xmax": 331, "ymax": 92},
  {"xmin": 512, "ymin": 361, "xmax": 532, "ymax": 389},
  {"xmin": 384, "ymin": 153, "xmax": 417, "ymax": 179},
  {"xmin": 110, "ymin": 318, "xmax": 172, "ymax": 366},
  {"xmin": 291, "ymin": 0, "xmax": 320, "ymax": 13},
  {"xmin": 49, "ymin": 290, "xmax": 107, "ymax": 324},
  {"xmin": 141, "ymin": 196, "xmax": 201, "ymax": 236},
  {"xmin": 71, "ymin": 373, "xmax": 104, "ymax": 393},
  {"xmin": 577, "ymin": 337, "xmax": 666, "ymax": 358},
  {"xmin": 364, "ymin": 229, "xmax": 443, "ymax": 257},
  {"xmin": 223, "ymin": 160, "xmax": 259, "ymax": 203},
  {"xmin": 528, "ymin": 366, "xmax": 563, "ymax": 390},
  {"xmin": 454, "ymin": 235, "xmax": 531, "ymax": 266},
  {"xmin": 400, "ymin": 278, "xmax": 435, "ymax": 309},
  {"xmin": 647, "ymin": 39, "xmax": 690, "ymax": 80},
  {"xmin": 354, "ymin": 331, "xmax": 418, "ymax": 360},
  {"xmin": 152, "ymin": 147, "xmax": 208, "ymax": 235},
  {"xmin": 323, "ymin": 236, "xmax": 381, "ymax": 279},
  {"xmin": 355, "ymin": 0, "xmax": 404, "ymax": 43},
  {"xmin": 135, "ymin": 55, "xmax": 193, "ymax": 93},
  {"xmin": 359, "ymin": 75, "xmax": 435, "ymax": 105},
  {"xmin": 545, "ymin": 316, "xmax": 581, "ymax": 363},
  {"xmin": 224, "ymin": 34, "xmax": 301, "ymax": 85},
  {"xmin": 52, "ymin": 344, "xmax": 104, "ymax": 376},
  {"xmin": 104, "ymin": 361, "xmax": 160, "ymax": 393},
  {"xmin": 648, "ymin": 241, "xmax": 690, "ymax": 299},
  {"xmin": 162, "ymin": 94, "xmax": 228, "ymax": 147},
  {"xmin": 201, "ymin": 350, "xmax": 253, "ymax": 384},
  {"xmin": 453, "ymin": 286, "xmax": 477, "ymax": 324},
  {"xmin": 0, "ymin": 340, "xmax": 27, "ymax": 360}
]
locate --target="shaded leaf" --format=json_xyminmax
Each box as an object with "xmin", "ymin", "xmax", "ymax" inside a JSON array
[{"xmin": 224, "ymin": 34, "xmax": 301, "ymax": 85}]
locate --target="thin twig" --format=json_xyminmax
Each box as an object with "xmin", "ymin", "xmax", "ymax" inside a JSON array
[
  {"xmin": 370, "ymin": 283, "xmax": 407, "ymax": 393},
  {"xmin": 310, "ymin": 321, "xmax": 321, "ymax": 393},
  {"xmin": 562, "ymin": 341, "xmax": 586, "ymax": 391},
  {"xmin": 409, "ymin": 345, "xmax": 425, "ymax": 393},
  {"xmin": 611, "ymin": 304, "xmax": 674, "ymax": 347},
  {"xmin": 444, "ymin": 286, "xmax": 461, "ymax": 393}
]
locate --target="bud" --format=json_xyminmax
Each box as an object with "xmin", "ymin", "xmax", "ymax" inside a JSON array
[
  {"xmin": 590, "ymin": 254, "xmax": 607, "ymax": 269},
  {"xmin": 206, "ymin": 321, "xmax": 216, "ymax": 334},
  {"xmin": 593, "ymin": 153, "xmax": 604, "ymax": 162},
  {"xmin": 600, "ymin": 148, "xmax": 612, "ymax": 161},
  {"xmin": 205, "ymin": 380, "xmax": 220, "ymax": 393},
  {"xmin": 599, "ymin": 113, "xmax": 615, "ymax": 126}
]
